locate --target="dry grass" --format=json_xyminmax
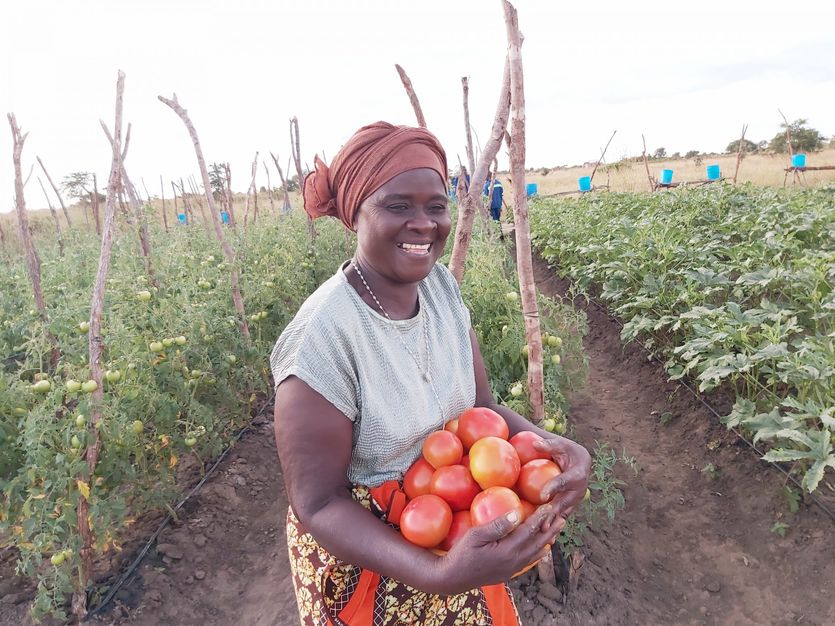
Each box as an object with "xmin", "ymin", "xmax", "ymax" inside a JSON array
[{"xmin": 523, "ymin": 147, "xmax": 835, "ymax": 196}]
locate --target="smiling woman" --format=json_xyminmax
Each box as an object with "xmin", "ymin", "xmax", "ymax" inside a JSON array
[{"xmin": 270, "ymin": 121, "xmax": 591, "ymax": 625}]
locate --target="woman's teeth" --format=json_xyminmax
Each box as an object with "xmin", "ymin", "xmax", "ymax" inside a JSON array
[{"xmin": 398, "ymin": 243, "xmax": 431, "ymax": 255}]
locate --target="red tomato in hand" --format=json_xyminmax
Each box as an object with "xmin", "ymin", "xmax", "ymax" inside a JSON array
[
  {"xmin": 509, "ymin": 431, "xmax": 551, "ymax": 465},
  {"xmin": 457, "ymin": 407, "xmax": 509, "ymax": 450},
  {"xmin": 430, "ymin": 464, "xmax": 481, "ymax": 511},
  {"xmin": 439, "ymin": 510, "xmax": 473, "ymax": 550},
  {"xmin": 470, "ymin": 486, "xmax": 524, "ymax": 527},
  {"xmin": 423, "ymin": 430, "xmax": 463, "ymax": 469},
  {"xmin": 460, "ymin": 455, "xmax": 469, "ymax": 467},
  {"xmin": 444, "ymin": 418, "xmax": 459, "ymax": 436},
  {"xmin": 516, "ymin": 459, "xmax": 562, "ymax": 505},
  {"xmin": 469, "ymin": 436, "xmax": 521, "ymax": 490},
  {"xmin": 400, "ymin": 495, "xmax": 453, "ymax": 548},
  {"xmin": 403, "ymin": 458, "xmax": 435, "ymax": 500}
]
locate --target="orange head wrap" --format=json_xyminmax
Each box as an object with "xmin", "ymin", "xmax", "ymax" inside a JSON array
[{"xmin": 303, "ymin": 121, "xmax": 448, "ymax": 231}]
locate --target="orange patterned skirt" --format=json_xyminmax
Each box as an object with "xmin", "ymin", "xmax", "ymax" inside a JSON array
[{"xmin": 285, "ymin": 485, "xmax": 521, "ymax": 626}]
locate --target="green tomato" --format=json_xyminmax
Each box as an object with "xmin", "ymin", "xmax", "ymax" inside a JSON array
[
  {"xmin": 32, "ymin": 380, "xmax": 51, "ymax": 393},
  {"xmin": 71, "ymin": 435, "xmax": 82, "ymax": 449},
  {"xmin": 162, "ymin": 338, "xmax": 174, "ymax": 348},
  {"xmin": 501, "ymin": 325, "xmax": 509, "ymax": 336},
  {"xmin": 78, "ymin": 321, "xmax": 90, "ymax": 333},
  {"xmin": 75, "ymin": 414, "xmax": 87, "ymax": 428},
  {"xmin": 131, "ymin": 420, "xmax": 144, "ymax": 436},
  {"xmin": 50, "ymin": 552, "xmax": 66, "ymax": 566},
  {"xmin": 149, "ymin": 341, "xmax": 164, "ymax": 352},
  {"xmin": 105, "ymin": 370, "xmax": 121, "ymax": 383},
  {"xmin": 226, "ymin": 354, "xmax": 237, "ymax": 364},
  {"xmin": 551, "ymin": 354, "xmax": 561, "ymax": 365},
  {"xmin": 542, "ymin": 418, "xmax": 557, "ymax": 433},
  {"xmin": 583, "ymin": 488, "xmax": 591, "ymax": 502},
  {"xmin": 553, "ymin": 421, "xmax": 566, "ymax": 435},
  {"xmin": 505, "ymin": 291, "xmax": 518, "ymax": 302},
  {"xmin": 136, "ymin": 290, "xmax": 152, "ymax": 302},
  {"xmin": 548, "ymin": 336, "xmax": 562, "ymax": 348},
  {"xmin": 66, "ymin": 379, "xmax": 82, "ymax": 393},
  {"xmin": 184, "ymin": 437, "xmax": 197, "ymax": 448},
  {"xmin": 81, "ymin": 380, "xmax": 98, "ymax": 393},
  {"xmin": 521, "ymin": 344, "xmax": 530, "ymax": 358},
  {"xmin": 13, "ymin": 407, "xmax": 27, "ymax": 416},
  {"xmin": 189, "ymin": 369, "xmax": 203, "ymax": 379},
  {"xmin": 175, "ymin": 335, "xmax": 187, "ymax": 346},
  {"xmin": 510, "ymin": 385, "xmax": 523, "ymax": 397}
]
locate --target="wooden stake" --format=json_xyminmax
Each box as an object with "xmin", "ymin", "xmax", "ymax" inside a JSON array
[
  {"xmin": 589, "ymin": 130, "xmax": 616, "ymax": 185},
  {"xmin": 732, "ymin": 124, "xmax": 748, "ymax": 184},
  {"xmin": 223, "ymin": 163, "xmax": 237, "ymax": 228},
  {"xmin": 269, "ymin": 152, "xmax": 292, "ymax": 213},
  {"xmin": 37, "ymin": 176, "xmax": 64, "ymax": 256},
  {"xmin": 92, "ymin": 174, "xmax": 101, "ymax": 235},
  {"xmin": 395, "ymin": 64, "xmax": 427, "ymax": 128},
  {"xmin": 641, "ymin": 134, "xmax": 655, "ymax": 191},
  {"xmin": 244, "ymin": 151, "xmax": 258, "ymax": 227},
  {"xmin": 160, "ymin": 175, "xmax": 169, "ymax": 232},
  {"xmin": 448, "ymin": 54, "xmax": 511, "ymax": 283},
  {"xmin": 36, "ymin": 155, "xmax": 72, "ymax": 228},
  {"xmin": 462, "ymin": 77, "xmax": 476, "ymax": 175},
  {"xmin": 291, "ymin": 117, "xmax": 315, "ymax": 237},
  {"xmin": 263, "ymin": 160, "xmax": 275, "ymax": 215},
  {"xmin": 187, "ymin": 175, "xmax": 212, "ymax": 235},
  {"xmin": 159, "ymin": 93, "xmax": 250, "ymax": 337}
]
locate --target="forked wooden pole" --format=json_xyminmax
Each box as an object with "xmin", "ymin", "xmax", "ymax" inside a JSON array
[
  {"xmin": 395, "ymin": 64, "xmax": 428, "ymax": 128},
  {"xmin": 732, "ymin": 124, "xmax": 748, "ymax": 184},
  {"xmin": 462, "ymin": 77, "xmax": 476, "ymax": 175},
  {"xmin": 36, "ymin": 155, "xmax": 72, "ymax": 228}
]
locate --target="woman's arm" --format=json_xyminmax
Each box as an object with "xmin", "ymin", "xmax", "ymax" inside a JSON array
[
  {"xmin": 275, "ymin": 375, "xmax": 556, "ymax": 594},
  {"xmin": 469, "ymin": 329, "xmax": 592, "ymax": 519}
]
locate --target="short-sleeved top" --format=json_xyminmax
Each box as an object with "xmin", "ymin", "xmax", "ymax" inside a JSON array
[{"xmin": 270, "ymin": 261, "xmax": 476, "ymax": 487}]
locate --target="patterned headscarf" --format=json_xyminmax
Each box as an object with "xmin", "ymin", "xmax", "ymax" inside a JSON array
[{"xmin": 303, "ymin": 122, "xmax": 448, "ymax": 231}]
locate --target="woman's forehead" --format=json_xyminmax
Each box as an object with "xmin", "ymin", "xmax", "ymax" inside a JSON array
[{"xmin": 372, "ymin": 168, "xmax": 447, "ymax": 197}]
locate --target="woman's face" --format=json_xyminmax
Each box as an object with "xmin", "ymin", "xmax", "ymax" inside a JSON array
[{"xmin": 353, "ymin": 168, "xmax": 451, "ymax": 284}]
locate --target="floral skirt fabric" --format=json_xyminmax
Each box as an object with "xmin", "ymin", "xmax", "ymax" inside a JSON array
[{"xmin": 286, "ymin": 485, "xmax": 521, "ymax": 626}]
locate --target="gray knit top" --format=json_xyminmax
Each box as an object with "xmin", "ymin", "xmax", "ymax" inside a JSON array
[{"xmin": 270, "ymin": 261, "xmax": 476, "ymax": 486}]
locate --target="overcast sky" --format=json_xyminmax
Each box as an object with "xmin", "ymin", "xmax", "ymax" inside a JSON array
[{"xmin": 3, "ymin": 0, "xmax": 834, "ymax": 213}]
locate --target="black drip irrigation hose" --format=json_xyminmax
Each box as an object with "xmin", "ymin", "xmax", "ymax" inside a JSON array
[
  {"xmin": 576, "ymin": 290, "xmax": 835, "ymax": 524},
  {"xmin": 84, "ymin": 392, "xmax": 276, "ymax": 620}
]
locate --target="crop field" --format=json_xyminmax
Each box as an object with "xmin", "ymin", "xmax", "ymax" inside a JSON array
[{"xmin": 531, "ymin": 184, "xmax": 835, "ymax": 496}]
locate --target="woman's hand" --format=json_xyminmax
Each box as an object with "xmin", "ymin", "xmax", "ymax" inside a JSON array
[
  {"xmin": 438, "ymin": 505, "xmax": 565, "ymax": 594},
  {"xmin": 534, "ymin": 436, "xmax": 592, "ymax": 519}
]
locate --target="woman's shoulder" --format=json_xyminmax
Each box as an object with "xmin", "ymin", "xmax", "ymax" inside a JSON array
[{"xmin": 425, "ymin": 262, "xmax": 464, "ymax": 302}]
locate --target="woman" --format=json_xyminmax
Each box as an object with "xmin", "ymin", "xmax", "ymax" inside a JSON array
[{"xmin": 271, "ymin": 121, "xmax": 591, "ymax": 625}]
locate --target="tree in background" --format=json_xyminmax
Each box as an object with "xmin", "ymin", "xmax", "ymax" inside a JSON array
[
  {"xmin": 653, "ymin": 147, "xmax": 667, "ymax": 159},
  {"xmin": 726, "ymin": 138, "xmax": 759, "ymax": 154},
  {"xmin": 208, "ymin": 163, "xmax": 226, "ymax": 199},
  {"xmin": 768, "ymin": 119, "xmax": 825, "ymax": 153},
  {"xmin": 685, "ymin": 150, "xmax": 700, "ymax": 159},
  {"xmin": 62, "ymin": 171, "xmax": 92, "ymax": 202}
]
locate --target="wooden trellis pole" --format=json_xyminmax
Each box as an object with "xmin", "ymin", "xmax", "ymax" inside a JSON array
[
  {"xmin": 462, "ymin": 76, "xmax": 476, "ymax": 176},
  {"xmin": 160, "ymin": 175, "xmax": 169, "ymax": 232},
  {"xmin": 244, "ymin": 151, "xmax": 258, "ymax": 227},
  {"xmin": 448, "ymin": 54, "xmax": 511, "ymax": 283},
  {"xmin": 732, "ymin": 124, "xmax": 748, "ymax": 184},
  {"xmin": 223, "ymin": 163, "xmax": 237, "ymax": 228},
  {"xmin": 187, "ymin": 175, "xmax": 212, "ymax": 235},
  {"xmin": 36, "ymin": 155, "xmax": 72, "ymax": 228},
  {"xmin": 92, "ymin": 174, "xmax": 102, "ymax": 235},
  {"xmin": 158, "ymin": 93, "xmax": 250, "ymax": 338},
  {"xmin": 395, "ymin": 64, "xmax": 427, "ymax": 128},
  {"xmin": 291, "ymin": 117, "xmax": 315, "ymax": 237},
  {"xmin": 263, "ymin": 161, "xmax": 275, "ymax": 214},
  {"xmin": 37, "ymin": 176, "xmax": 65, "ymax": 257},
  {"xmin": 589, "ymin": 130, "xmax": 616, "ymax": 185},
  {"xmin": 269, "ymin": 152, "xmax": 292, "ymax": 213},
  {"xmin": 641, "ymin": 134, "xmax": 655, "ymax": 191}
]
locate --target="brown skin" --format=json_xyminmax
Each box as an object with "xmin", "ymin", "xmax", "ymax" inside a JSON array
[{"xmin": 274, "ymin": 168, "xmax": 591, "ymax": 595}]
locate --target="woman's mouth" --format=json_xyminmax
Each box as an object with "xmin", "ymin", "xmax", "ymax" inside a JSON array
[{"xmin": 396, "ymin": 242, "xmax": 432, "ymax": 256}]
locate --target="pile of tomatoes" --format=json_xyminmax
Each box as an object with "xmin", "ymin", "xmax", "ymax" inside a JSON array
[{"xmin": 398, "ymin": 407, "xmax": 561, "ymax": 552}]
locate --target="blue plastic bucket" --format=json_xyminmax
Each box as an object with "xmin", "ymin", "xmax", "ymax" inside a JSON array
[
  {"xmin": 221, "ymin": 211, "xmax": 230, "ymax": 225},
  {"xmin": 706, "ymin": 164, "xmax": 721, "ymax": 180},
  {"xmin": 525, "ymin": 182, "xmax": 538, "ymax": 197},
  {"xmin": 791, "ymin": 153, "xmax": 806, "ymax": 168},
  {"xmin": 578, "ymin": 176, "xmax": 592, "ymax": 192},
  {"xmin": 660, "ymin": 169, "xmax": 674, "ymax": 185},
  {"xmin": 177, "ymin": 213, "xmax": 187, "ymax": 225}
]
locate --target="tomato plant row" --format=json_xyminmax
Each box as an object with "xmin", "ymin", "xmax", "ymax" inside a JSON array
[{"xmin": 531, "ymin": 184, "xmax": 835, "ymax": 493}]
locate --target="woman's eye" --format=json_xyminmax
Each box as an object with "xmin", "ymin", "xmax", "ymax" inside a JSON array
[{"xmin": 387, "ymin": 204, "xmax": 409, "ymax": 212}]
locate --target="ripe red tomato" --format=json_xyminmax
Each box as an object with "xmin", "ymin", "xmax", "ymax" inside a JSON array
[
  {"xmin": 457, "ymin": 407, "xmax": 509, "ymax": 450},
  {"xmin": 469, "ymin": 436, "xmax": 521, "ymax": 490},
  {"xmin": 403, "ymin": 458, "xmax": 435, "ymax": 500},
  {"xmin": 470, "ymin": 487, "xmax": 524, "ymax": 527},
  {"xmin": 509, "ymin": 431, "xmax": 551, "ymax": 465},
  {"xmin": 400, "ymin": 495, "xmax": 453, "ymax": 548},
  {"xmin": 516, "ymin": 459, "xmax": 562, "ymax": 505},
  {"xmin": 439, "ymin": 510, "xmax": 473, "ymax": 550},
  {"xmin": 423, "ymin": 431, "xmax": 463, "ymax": 469},
  {"xmin": 444, "ymin": 418, "xmax": 459, "ymax": 436},
  {"xmin": 460, "ymin": 455, "xmax": 469, "ymax": 467},
  {"xmin": 519, "ymin": 499, "xmax": 537, "ymax": 522},
  {"xmin": 430, "ymin": 465, "xmax": 481, "ymax": 511}
]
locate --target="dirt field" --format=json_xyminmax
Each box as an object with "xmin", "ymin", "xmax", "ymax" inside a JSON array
[{"xmin": 2, "ymin": 256, "xmax": 834, "ymax": 626}]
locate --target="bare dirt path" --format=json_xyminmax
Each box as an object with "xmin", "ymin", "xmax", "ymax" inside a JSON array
[{"xmin": 4, "ymin": 257, "xmax": 833, "ymax": 626}]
